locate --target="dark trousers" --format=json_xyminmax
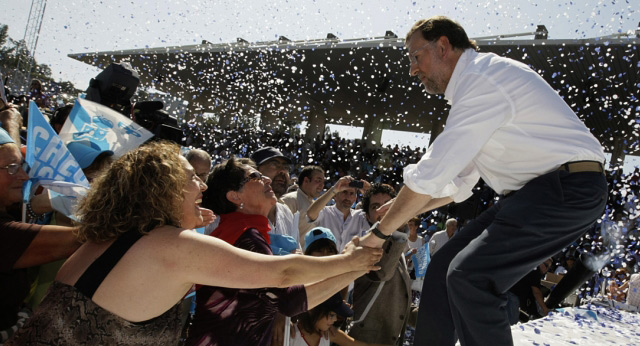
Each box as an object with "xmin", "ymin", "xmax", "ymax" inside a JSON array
[{"xmin": 413, "ymin": 170, "xmax": 607, "ymax": 346}]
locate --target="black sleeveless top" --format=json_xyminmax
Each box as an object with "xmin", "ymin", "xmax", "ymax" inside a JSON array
[{"xmin": 5, "ymin": 231, "xmax": 184, "ymax": 345}]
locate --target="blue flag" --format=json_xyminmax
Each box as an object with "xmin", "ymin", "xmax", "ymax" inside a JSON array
[
  {"xmin": 58, "ymin": 98, "xmax": 153, "ymax": 158},
  {"xmin": 24, "ymin": 101, "xmax": 89, "ymax": 205},
  {"xmin": 412, "ymin": 242, "xmax": 431, "ymax": 278}
]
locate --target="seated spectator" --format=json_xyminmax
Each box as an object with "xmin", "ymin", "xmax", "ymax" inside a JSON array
[
  {"xmin": 507, "ymin": 258, "xmax": 553, "ymax": 324},
  {"xmin": 608, "ymin": 267, "xmax": 630, "ymax": 302},
  {"xmin": 186, "ymin": 157, "xmax": 382, "ymax": 346},
  {"xmin": 0, "ymin": 129, "xmax": 80, "ymax": 343},
  {"xmin": 6, "ymin": 142, "xmax": 382, "ymax": 345}
]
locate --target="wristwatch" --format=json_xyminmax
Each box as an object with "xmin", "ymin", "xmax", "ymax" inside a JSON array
[{"xmin": 369, "ymin": 221, "xmax": 391, "ymax": 240}]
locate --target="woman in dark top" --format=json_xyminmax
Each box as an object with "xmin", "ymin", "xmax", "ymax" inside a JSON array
[
  {"xmin": 186, "ymin": 158, "xmax": 374, "ymax": 346},
  {"xmin": 7, "ymin": 142, "xmax": 382, "ymax": 345}
]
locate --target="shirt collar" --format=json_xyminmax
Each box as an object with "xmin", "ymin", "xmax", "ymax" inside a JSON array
[
  {"xmin": 444, "ymin": 48, "xmax": 478, "ymax": 105},
  {"xmin": 298, "ymin": 188, "xmax": 313, "ymax": 202}
]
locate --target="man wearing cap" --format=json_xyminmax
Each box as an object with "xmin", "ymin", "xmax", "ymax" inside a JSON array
[
  {"xmin": 250, "ymin": 146, "xmax": 300, "ymax": 250},
  {"xmin": 359, "ymin": 17, "xmax": 608, "ymax": 345}
]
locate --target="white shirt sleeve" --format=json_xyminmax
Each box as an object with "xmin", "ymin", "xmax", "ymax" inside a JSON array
[{"xmin": 403, "ymin": 72, "xmax": 512, "ymax": 202}]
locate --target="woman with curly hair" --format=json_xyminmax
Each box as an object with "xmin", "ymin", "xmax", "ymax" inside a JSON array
[{"xmin": 6, "ymin": 141, "xmax": 382, "ymax": 345}]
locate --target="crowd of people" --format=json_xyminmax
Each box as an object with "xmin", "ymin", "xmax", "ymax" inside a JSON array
[{"xmin": 0, "ymin": 15, "xmax": 639, "ymax": 346}]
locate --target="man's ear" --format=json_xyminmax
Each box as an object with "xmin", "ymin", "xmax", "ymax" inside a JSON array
[{"xmin": 436, "ymin": 36, "xmax": 451, "ymax": 57}]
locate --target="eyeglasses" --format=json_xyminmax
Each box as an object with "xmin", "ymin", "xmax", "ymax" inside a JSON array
[
  {"xmin": 263, "ymin": 160, "xmax": 291, "ymax": 172},
  {"xmin": 240, "ymin": 171, "xmax": 265, "ymax": 187},
  {"xmin": 0, "ymin": 161, "xmax": 29, "ymax": 175},
  {"xmin": 407, "ymin": 42, "xmax": 432, "ymax": 65}
]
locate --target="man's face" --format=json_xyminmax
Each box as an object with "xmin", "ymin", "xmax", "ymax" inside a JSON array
[
  {"xmin": 189, "ymin": 158, "xmax": 212, "ymax": 183},
  {"xmin": 302, "ymin": 170, "xmax": 325, "ymax": 198},
  {"xmin": 446, "ymin": 220, "xmax": 458, "ymax": 233},
  {"xmin": 335, "ymin": 188, "xmax": 357, "ymax": 211},
  {"xmin": 538, "ymin": 259, "xmax": 553, "ymax": 275},
  {"xmin": 258, "ymin": 157, "xmax": 290, "ymax": 198},
  {"xmin": 366, "ymin": 193, "xmax": 393, "ymax": 224},
  {"xmin": 406, "ymin": 32, "xmax": 449, "ymax": 95}
]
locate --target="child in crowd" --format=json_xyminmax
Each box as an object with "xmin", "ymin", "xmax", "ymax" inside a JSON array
[{"xmin": 291, "ymin": 227, "xmax": 373, "ymax": 346}]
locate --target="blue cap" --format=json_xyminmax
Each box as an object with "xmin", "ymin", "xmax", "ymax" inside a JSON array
[
  {"xmin": 304, "ymin": 227, "xmax": 336, "ymax": 251},
  {"xmin": 0, "ymin": 127, "xmax": 15, "ymax": 145},
  {"xmin": 67, "ymin": 141, "xmax": 114, "ymax": 169}
]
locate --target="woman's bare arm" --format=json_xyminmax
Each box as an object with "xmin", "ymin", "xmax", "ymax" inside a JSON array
[{"xmin": 175, "ymin": 230, "xmax": 382, "ymax": 289}]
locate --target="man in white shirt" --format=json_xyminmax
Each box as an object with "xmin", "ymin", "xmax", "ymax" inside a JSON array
[
  {"xmin": 282, "ymin": 165, "xmax": 325, "ymax": 247},
  {"xmin": 429, "ymin": 218, "xmax": 457, "ymax": 256},
  {"xmin": 306, "ymin": 176, "xmax": 369, "ymax": 251},
  {"xmin": 358, "ymin": 16, "xmax": 608, "ymax": 346}
]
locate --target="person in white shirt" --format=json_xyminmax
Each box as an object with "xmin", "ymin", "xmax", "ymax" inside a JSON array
[
  {"xmin": 429, "ymin": 218, "xmax": 457, "ymax": 256},
  {"xmin": 306, "ymin": 176, "xmax": 370, "ymax": 252},
  {"xmin": 358, "ymin": 16, "xmax": 608, "ymax": 346},
  {"xmin": 282, "ymin": 165, "xmax": 325, "ymax": 247}
]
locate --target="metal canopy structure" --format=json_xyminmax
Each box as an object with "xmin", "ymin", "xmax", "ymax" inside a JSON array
[{"xmin": 69, "ymin": 27, "xmax": 639, "ymax": 156}]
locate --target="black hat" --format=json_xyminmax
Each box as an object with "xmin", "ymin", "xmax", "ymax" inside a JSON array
[
  {"xmin": 250, "ymin": 146, "xmax": 292, "ymax": 166},
  {"xmin": 321, "ymin": 293, "xmax": 353, "ymax": 317}
]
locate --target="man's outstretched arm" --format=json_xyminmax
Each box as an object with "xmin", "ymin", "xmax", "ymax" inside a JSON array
[{"xmin": 359, "ymin": 186, "xmax": 452, "ymax": 248}]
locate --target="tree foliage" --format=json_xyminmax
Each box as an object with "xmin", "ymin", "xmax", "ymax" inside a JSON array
[{"xmin": 0, "ymin": 23, "xmax": 81, "ymax": 97}]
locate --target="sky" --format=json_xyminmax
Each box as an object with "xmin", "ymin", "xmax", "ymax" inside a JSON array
[{"xmin": 2, "ymin": 0, "xmax": 639, "ymax": 170}]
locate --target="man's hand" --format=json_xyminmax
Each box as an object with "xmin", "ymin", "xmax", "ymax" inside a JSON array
[
  {"xmin": 195, "ymin": 208, "xmax": 216, "ymax": 228},
  {"xmin": 333, "ymin": 176, "xmax": 354, "ymax": 193},
  {"xmin": 341, "ymin": 236, "xmax": 383, "ymax": 272}
]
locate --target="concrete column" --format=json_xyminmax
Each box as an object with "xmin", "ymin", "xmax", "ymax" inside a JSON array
[
  {"xmin": 305, "ymin": 109, "xmax": 326, "ymax": 142},
  {"xmin": 361, "ymin": 115, "xmax": 384, "ymax": 148},
  {"xmin": 260, "ymin": 109, "xmax": 280, "ymax": 129},
  {"xmin": 609, "ymin": 136, "xmax": 627, "ymax": 170}
]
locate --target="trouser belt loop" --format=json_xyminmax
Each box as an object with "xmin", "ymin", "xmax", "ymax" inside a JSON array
[{"xmin": 557, "ymin": 161, "xmax": 604, "ymax": 174}]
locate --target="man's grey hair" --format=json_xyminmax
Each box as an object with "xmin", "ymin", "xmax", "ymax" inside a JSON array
[{"xmin": 445, "ymin": 218, "xmax": 458, "ymax": 227}]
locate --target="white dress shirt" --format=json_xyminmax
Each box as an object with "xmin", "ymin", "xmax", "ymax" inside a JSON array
[
  {"xmin": 309, "ymin": 206, "xmax": 370, "ymax": 251},
  {"xmin": 403, "ymin": 49, "xmax": 605, "ymax": 201}
]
